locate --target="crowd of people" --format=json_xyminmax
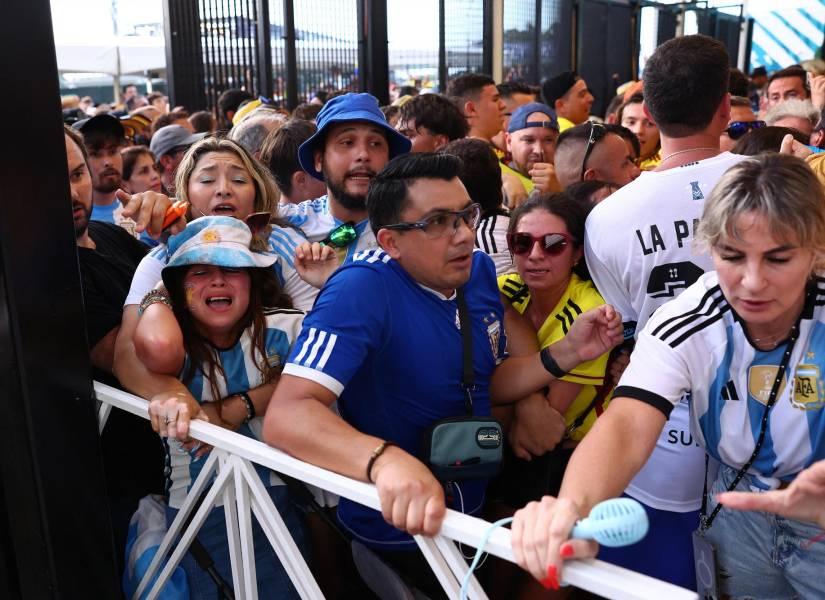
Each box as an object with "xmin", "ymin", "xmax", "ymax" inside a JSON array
[{"xmin": 62, "ymin": 33, "xmax": 825, "ymax": 599}]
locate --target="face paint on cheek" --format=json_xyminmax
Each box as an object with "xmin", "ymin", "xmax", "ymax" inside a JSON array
[{"xmin": 184, "ymin": 283, "xmax": 195, "ymax": 308}]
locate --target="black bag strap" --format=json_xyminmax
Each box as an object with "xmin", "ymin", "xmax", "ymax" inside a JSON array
[
  {"xmin": 456, "ymin": 287, "xmax": 474, "ymax": 415},
  {"xmin": 699, "ymin": 322, "xmax": 801, "ymax": 532}
]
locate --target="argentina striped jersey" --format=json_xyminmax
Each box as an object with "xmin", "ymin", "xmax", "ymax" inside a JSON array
[
  {"xmin": 166, "ymin": 309, "xmax": 304, "ymax": 508},
  {"xmin": 616, "ymin": 272, "xmax": 825, "ymax": 490}
]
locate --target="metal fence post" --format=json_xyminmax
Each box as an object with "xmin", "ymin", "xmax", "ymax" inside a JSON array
[
  {"xmin": 283, "ymin": 0, "xmax": 299, "ymax": 109},
  {"xmin": 358, "ymin": 0, "xmax": 390, "ymax": 105},
  {"xmin": 0, "ymin": 2, "xmax": 121, "ymax": 596},
  {"xmin": 163, "ymin": 0, "xmax": 207, "ymax": 111},
  {"xmin": 256, "ymin": 0, "xmax": 274, "ymax": 99}
]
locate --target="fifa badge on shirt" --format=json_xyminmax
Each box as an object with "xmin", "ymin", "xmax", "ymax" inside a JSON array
[
  {"xmin": 792, "ymin": 364, "xmax": 824, "ymax": 411},
  {"xmin": 748, "ymin": 366, "xmax": 787, "ymax": 405}
]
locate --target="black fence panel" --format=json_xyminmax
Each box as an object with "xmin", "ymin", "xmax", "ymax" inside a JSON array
[
  {"xmin": 293, "ymin": 0, "xmax": 359, "ymax": 102},
  {"xmin": 656, "ymin": 5, "xmax": 677, "ymax": 47},
  {"xmin": 445, "ymin": 0, "xmax": 486, "ymax": 79},
  {"xmin": 503, "ymin": 0, "xmax": 538, "ymax": 83},
  {"xmin": 541, "ymin": 0, "xmax": 574, "ymax": 82},
  {"xmin": 577, "ymin": 0, "xmax": 634, "ymax": 118}
]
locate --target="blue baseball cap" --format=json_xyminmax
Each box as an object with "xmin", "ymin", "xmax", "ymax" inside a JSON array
[
  {"xmin": 162, "ymin": 216, "xmax": 275, "ymax": 289},
  {"xmin": 508, "ymin": 102, "xmax": 559, "ymax": 133},
  {"xmin": 298, "ymin": 93, "xmax": 412, "ymax": 181}
]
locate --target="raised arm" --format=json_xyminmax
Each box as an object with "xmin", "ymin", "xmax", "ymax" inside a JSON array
[{"xmin": 491, "ymin": 304, "xmax": 623, "ymax": 402}]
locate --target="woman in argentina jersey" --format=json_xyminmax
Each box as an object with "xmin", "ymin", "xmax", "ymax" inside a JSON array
[
  {"xmin": 122, "ymin": 136, "xmax": 319, "ymax": 312},
  {"xmin": 510, "ymin": 154, "xmax": 825, "ymax": 598},
  {"xmin": 133, "ymin": 216, "xmax": 307, "ymax": 599}
]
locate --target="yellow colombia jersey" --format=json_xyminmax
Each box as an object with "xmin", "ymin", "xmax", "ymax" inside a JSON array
[
  {"xmin": 498, "ymin": 272, "xmax": 610, "ymax": 441},
  {"xmin": 556, "ymin": 116, "xmax": 575, "ymax": 132},
  {"xmin": 639, "ymin": 149, "xmax": 662, "ymax": 171},
  {"xmin": 500, "ymin": 162, "xmax": 535, "ymax": 195}
]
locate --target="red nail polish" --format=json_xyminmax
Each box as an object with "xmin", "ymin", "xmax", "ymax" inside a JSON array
[
  {"xmin": 560, "ymin": 544, "xmax": 574, "ymax": 558},
  {"xmin": 543, "ymin": 565, "xmax": 559, "ymax": 590}
]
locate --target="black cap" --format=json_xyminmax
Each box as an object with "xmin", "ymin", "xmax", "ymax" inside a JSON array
[
  {"xmin": 72, "ymin": 113, "xmax": 125, "ymax": 139},
  {"xmin": 751, "ymin": 66, "xmax": 767, "ymax": 78},
  {"xmin": 542, "ymin": 71, "xmax": 579, "ymax": 106}
]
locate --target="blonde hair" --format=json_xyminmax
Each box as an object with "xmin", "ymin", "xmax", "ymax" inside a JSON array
[
  {"xmin": 696, "ymin": 154, "xmax": 825, "ymax": 266},
  {"xmin": 174, "ymin": 136, "xmax": 280, "ymax": 216}
]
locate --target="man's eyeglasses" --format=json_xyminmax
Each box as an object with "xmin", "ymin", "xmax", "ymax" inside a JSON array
[
  {"xmin": 507, "ymin": 232, "xmax": 575, "ymax": 256},
  {"xmin": 580, "ymin": 122, "xmax": 607, "ymax": 181},
  {"xmin": 724, "ymin": 120, "xmax": 766, "ymax": 140},
  {"xmin": 322, "ymin": 221, "xmax": 358, "ymax": 248},
  {"xmin": 383, "ymin": 203, "xmax": 481, "ymax": 240}
]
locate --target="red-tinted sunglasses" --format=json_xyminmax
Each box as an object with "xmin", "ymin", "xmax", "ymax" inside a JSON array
[{"xmin": 507, "ymin": 232, "xmax": 575, "ymax": 256}]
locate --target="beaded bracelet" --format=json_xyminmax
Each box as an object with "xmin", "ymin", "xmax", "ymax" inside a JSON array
[
  {"xmin": 239, "ymin": 391, "xmax": 255, "ymax": 423},
  {"xmin": 366, "ymin": 440, "xmax": 398, "ymax": 483},
  {"xmin": 138, "ymin": 289, "xmax": 172, "ymax": 316}
]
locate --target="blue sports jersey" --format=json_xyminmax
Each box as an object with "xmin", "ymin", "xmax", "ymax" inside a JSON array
[
  {"xmin": 618, "ymin": 272, "xmax": 825, "ymax": 491},
  {"xmin": 166, "ymin": 309, "xmax": 304, "ymax": 509},
  {"xmin": 283, "ymin": 249, "xmax": 507, "ymax": 548}
]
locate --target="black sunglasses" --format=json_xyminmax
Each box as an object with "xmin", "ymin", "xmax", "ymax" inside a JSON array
[
  {"xmin": 580, "ymin": 122, "xmax": 607, "ymax": 181},
  {"xmin": 724, "ymin": 120, "xmax": 766, "ymax": 140}
]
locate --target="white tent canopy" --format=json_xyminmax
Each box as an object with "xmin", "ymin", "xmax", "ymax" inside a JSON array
[{"xmin": 56, "ymin": 36, "xmax": 166, "ymax": 75}]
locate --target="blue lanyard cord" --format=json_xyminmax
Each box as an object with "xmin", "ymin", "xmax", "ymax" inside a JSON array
[{"xmin": 459, "ymin": 517, "xmax": 513, "ymax": 600}]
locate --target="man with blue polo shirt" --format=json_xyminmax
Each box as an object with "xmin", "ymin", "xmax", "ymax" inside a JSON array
[
  {"xmin": 264, "ymin": 153, "xmax": 623, "ymax": 595},
  {"xmin": 278, "ymin": 93, "xmax": 411, "ymax": 264}
]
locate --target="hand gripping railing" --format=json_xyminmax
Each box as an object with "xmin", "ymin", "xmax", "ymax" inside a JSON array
[{"xmin": 94, "ymin": 382, "xmax": 698, "ymax": 600}]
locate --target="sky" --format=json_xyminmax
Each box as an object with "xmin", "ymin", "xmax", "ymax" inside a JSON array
[{"xmin": 50, "ymin": 0, "xmax": 162, "ymax": 41}]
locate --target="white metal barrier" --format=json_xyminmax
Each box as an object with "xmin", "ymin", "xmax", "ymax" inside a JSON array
[{"xmin": 95, "ymin": 381, "xmax": 698, "ymax": 600}]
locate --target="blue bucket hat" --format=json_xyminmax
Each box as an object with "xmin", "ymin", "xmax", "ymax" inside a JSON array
[
  {"xmin": 161, "ymin": 216, "xmax": 275, "ymax": 289},
  {"xmin": 298, "ymin": 93, "xmax": 412, "ymax": 181},
  {"xmin": 508, "ymin": 102, "xmax": 559, "ymax": 133}
]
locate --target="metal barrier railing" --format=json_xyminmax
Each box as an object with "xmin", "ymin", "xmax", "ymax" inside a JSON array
[{"xmin": 95, "ymin": 381, "xmax": 698, "ymax": 600}]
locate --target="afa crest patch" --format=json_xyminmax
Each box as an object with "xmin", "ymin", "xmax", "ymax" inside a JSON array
[
  {"xmin": 486, "ymin": 319, "xmax": 501, "ymax": 358},
  {"xmin": 791, "ymin": 364, "xmax": 825, "ymax": 411}
]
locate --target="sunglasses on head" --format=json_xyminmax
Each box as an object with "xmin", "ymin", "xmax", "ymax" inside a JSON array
[
  {"xmin": 507, "ymin": 232, "xmax": 575, "ymax": 256},
  {"xmin": 322, "ymin": 221, "xmax": 358, "ymax": 248},
  {"xmin": 580, "ymin": 122, "xmax": 607, "ymax": 180},
  {"xmin": 725, "ymin": 120, "xmax": 766, "ymax": 140}
]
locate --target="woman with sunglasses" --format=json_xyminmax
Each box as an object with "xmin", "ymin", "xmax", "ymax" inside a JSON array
[
  {"xmin": 498, "ymin": 192, "xmax": 611, "ymax": 500},
  {"xmin": 510, "ymin": 154, "xmax": 825, "ymax": 599}
]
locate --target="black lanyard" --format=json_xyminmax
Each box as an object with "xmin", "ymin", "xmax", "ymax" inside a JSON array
[
  {"xmin": 699, "ymin": 322, "xmax": 801, "ymax": 532},
  {"xmin": 456, "ymin": 287, "xmax": 475, "ymax": 415}
]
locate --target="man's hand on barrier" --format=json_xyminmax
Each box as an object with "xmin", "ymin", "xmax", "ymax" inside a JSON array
[
  {"xmin": 554, "ymin": 305, "xmax": 623, "ymax": 372},
  {"xmin": 510, "ymin": 394, "xmax": 566, "ymax": 460},
  {"xmin": 511, "ymin": 496, "xmax": 598, "ymax": 589},
  {"xmin": 371, "ymin": 447, "xmax": 446, "ymax": 537}
]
